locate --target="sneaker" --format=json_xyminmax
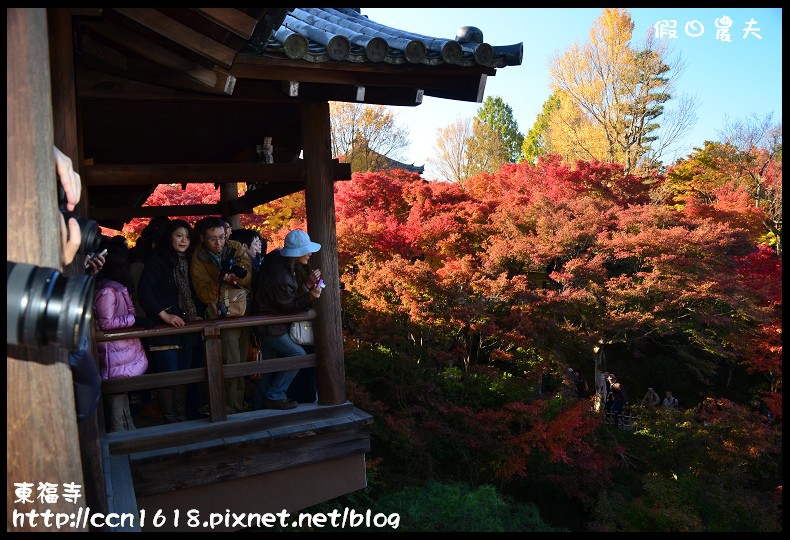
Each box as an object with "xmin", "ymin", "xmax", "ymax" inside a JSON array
[{"xmin": 264, "ymin": 398, "xmax": 298, "ymax": 410}]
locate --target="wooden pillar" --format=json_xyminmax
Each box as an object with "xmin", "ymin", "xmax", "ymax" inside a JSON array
[
  {"xmin": 203, "ymin": 326, "xmax": 228, "ymax": 422},
  {"xmin": 301, "ymin": 101, "xmax": 346, "ymax": 405},
  {"xmin": 47, "ymin": 8, "xmax": 109, "ymax": 521},
  {"xmin": 220, "ymin": 183, "xmax": 241, "ymax": 228},
  {"xmin": 7, "ymin": 8, "xmax": 89, "ymax": 531}
]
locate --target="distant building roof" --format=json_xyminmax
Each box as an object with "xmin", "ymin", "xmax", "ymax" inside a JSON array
[
  {"xmin": 378, "ymin": 154, "xmax": 425, "ymax": 175},
  {"xmin": 337, "ymin": 152, "xmax": 425, "ymax": 175}
]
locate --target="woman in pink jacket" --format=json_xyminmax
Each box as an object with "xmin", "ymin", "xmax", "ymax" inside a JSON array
[{"xmin": 94, "ymin": 240, "xmax": 149, "ymax": 431}]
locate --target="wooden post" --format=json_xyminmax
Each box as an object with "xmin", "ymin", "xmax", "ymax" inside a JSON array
[
  {"xmin": 301, "ymin": 101, "xmax": 346, "ymax": 405},
  {"xmin": 47, "ymin": 7, "xmax": 109, "ymax": 521},
  {"xmin": 220, "ymin": 183, "xmax": 240, "ymax": 228},
  {"xmin": 7, "ymin": 8, "xmax": 89, "ymax": 531},
  {"xmin": 203, "ymin": 326, "xmax": 228, "ymax": 421}
]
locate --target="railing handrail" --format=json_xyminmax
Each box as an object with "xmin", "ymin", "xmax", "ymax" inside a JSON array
[
  {"xmin": 95, "ymin": 309, "xmax": 317, "ymax": 342},
  {"xmin": 95, "ymin": 309, "xmax": 318, "ymax": 423}
]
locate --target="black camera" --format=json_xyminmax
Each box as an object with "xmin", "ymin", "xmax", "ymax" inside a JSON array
[
  {"xmin": 58, "ymin": 184, "xmax": 100, "ymax": 255},
  {"xmin": 221, "ymin": 257, "xmax": 248, "ymax": 279},
  {"xmin": 7, "ymin": 261, "xmax": 95, "ymax": 351}
]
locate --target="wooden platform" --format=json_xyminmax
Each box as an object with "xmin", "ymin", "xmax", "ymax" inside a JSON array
[{"xmin": 104, "ymin": 403, "xmax": 373, "ymax": 531}]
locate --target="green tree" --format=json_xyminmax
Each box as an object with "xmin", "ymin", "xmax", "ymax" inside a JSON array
[
  {"xmin": 430, "ymin": 96, "xmax": 523, "ymax": 182},
  {"xmin": 521, "ymin": 93, "xmax": 561, "ymax": 164},
  {"xmin": 473, "ymin": 95, "xmax": 524, "ymax": 164}
]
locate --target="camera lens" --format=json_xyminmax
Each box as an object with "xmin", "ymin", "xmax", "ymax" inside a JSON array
[
  {"xmin": 75, "ymin": 215, "xmax": 101, "ymax": 254},
  {"xmin": 221, "ymin": 258, "xmax": 247, "ymax": 279},
  {"xmin": 7, "ymin": 261, "xmax": 95, "ymax": 351},
  {"xmin": 62, "ymin": 211, "xmax": 100, "ymax": 254},
  {"xmin": 58, "ymin": 185, "xmax": 100, "ymax": 254}
]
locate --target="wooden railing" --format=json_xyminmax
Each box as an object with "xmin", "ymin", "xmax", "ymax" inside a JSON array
[
  {"xmin": 95, "ymin": 310, "xmax": 317, "ymax": 423},
  {"xmin": 604, "ymin": 408, "xmax": 637, "ymax": 431}
]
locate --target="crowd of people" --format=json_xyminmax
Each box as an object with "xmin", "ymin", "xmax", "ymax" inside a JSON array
[
  {"xmin": 585, "ymin": 371, "xmax": 682, "ymax": 430},
  {"xmin": 90, "ymin": 215, "xmax": 323, "ymax": 432}
]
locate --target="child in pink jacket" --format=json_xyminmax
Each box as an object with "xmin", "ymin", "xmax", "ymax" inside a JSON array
[{"xmin": 94, "ymin": 241, "xmax": 148, "ymax": 431}]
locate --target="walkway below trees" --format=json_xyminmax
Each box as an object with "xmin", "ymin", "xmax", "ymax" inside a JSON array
[{"xmin": 604, "ymin": 410, "xmax": 636, "ymax": 431}]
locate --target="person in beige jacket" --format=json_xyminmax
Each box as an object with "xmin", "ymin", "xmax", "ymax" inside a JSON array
[
  {"xmin": 191, "ymin": 216, "xmax": 252, "ymax": 414},
  {"xmin": 640, "ymin": 387, "xmax": 661, "ymax": 409}
]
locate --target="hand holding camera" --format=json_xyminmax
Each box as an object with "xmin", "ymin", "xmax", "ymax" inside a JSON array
[
  {"xmin": 306, "ymin": 268, "xmax": 322, "ymax": 289},
  {"xmin": 55, "ymin": 146, "xmax": 80, "ymax": 213},
  {"xmin": 220, "ymin": 257, "xmax": 248, "ymax": 285},
  {"xmin": 309, "ymin": 276, "xmax": 325, "ymax": 300},
  {"xmin": 55, "ymin": 146, "xmax": 100, "ymax": 265}
]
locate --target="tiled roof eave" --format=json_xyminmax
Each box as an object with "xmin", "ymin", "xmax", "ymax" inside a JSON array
[{"xmin": 248, "ymin": 8, "xmax": 522, "ymax": 69}]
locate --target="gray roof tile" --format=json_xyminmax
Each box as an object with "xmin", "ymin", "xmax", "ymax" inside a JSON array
[{"xmin": 244, "ymin": 8, "xmax": 522, "ymax": 68}]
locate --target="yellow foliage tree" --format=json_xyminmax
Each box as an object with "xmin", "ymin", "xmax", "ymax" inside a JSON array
[
  {"xmin": 428, "ymin": 116, "xmax": 475, "ymax": 183},
  {"xmin": 547, "ymin": 8, "xmax": 698, "ymax": 174},
  {"xmin": 329, "ymin": 101, "xmax": 410, "ymax": 173}
]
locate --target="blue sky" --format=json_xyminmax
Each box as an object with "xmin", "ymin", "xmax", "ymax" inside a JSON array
[{"xmin": 362, "ymin": 8, "xmax": 782, "ymax": 178}]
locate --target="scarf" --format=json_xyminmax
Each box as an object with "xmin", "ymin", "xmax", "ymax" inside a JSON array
[{"xmin": 175, "ymin": 253, "xmax": 199, "ymax": 321}]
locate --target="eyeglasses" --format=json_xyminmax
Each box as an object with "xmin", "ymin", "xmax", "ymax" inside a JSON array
[{"xmin": 207, "ymin": 235, "xmax": 226, "ymax": 243}]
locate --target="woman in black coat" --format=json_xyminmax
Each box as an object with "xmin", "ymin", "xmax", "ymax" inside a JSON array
[{"xmin": 138, "ymin": 219, "xmax": 204, "ymax": 422}]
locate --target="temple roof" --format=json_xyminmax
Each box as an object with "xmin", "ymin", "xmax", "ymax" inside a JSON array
[
  {"xmin": 74, "ymin": 8, "xmax": 523, "ymax": 103},
  {"xmin": 68, "ymin": 8, "xmax": 523, "ymax": 229},
  {"xmin": 253, "ymin": 8, "xmax": 523, "ymax": 69}
]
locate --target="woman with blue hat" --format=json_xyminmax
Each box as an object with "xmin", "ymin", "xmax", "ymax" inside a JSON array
[{"xmin": 250, "ymin": 229, "xmax": 324, "ymax": 410}]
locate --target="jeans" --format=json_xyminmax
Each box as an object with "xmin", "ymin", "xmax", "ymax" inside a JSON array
[
  {"xmin": 149, "ymin": 347, "xmax": 193, "ymax": 373},
  {"xmin": 287, "ymin": 343, "xmax": 317, "ymax": 404},
  {"xmin": 250, "ymin": 332, "xmax": 302, "ymax": 406},
  {"xmin": 150, "ymin": 344, "xmax": 203, "ymax": 419},
  {"xmin": 106, "ymin": 392, "xmax": 135, "ymax": 432}
]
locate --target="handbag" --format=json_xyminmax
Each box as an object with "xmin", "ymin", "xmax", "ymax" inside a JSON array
[
  {"xmin": 218, "ymin": 285, "xmax": 248, "ymax": 317},
  {"xmin": 289, "ymin": 320, "xmax": 314, "ymax": 345}
]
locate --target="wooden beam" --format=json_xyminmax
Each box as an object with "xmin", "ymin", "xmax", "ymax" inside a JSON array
[
  {"xmin": 91, "ymin": 203, "xmax": 225, "ymax": 220},
  {"xmin": 233, "ymin": 53, "xmax": 496, "ymax": 86},
  {"xmin": 112, "ymin": 8, "xmax": 237, "ymax": 69},
  {"xmin": 193, "ymin": 8, "xmax": 258, "ymax": 39},
  {"xmin": 227, "ymin": 182, "xmax": 303, "ymax": 214},
  {"xmin": 86, "ymin": 162, "xmax": 350, "ymax": 223},
  {"xmin": 83, "ymin": 162, "xmax": 306, "ymax": 186},
  {"xmin": 77, "ymin": 39, "xmax": 235, "ymax": 96},
  {"xmin": 76, "ymin": 66, "xmax": 422, "ymax": 107},
  {"xmin": 82, "ymin": 20, "xmax": 222, "ymax": 89},
  {"xmin": 76, "ymin": 67, "xmax": 284, "ymax": 102},
  {"xmin": 83, "ymin": 161, "xmax": 350, "ymax": 186}
]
